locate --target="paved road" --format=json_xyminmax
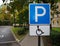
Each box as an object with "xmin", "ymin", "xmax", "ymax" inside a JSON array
[
  {"xmin": 20, "ymin": 34, "xmax": 44, "ymax": 46},
  {"xmin": 0, "ymin": 26, "xmax": 15, "ymax": 43},
  {"xmin": 0, "ymin": 26, "xmax": 20, "ymax": 46}
]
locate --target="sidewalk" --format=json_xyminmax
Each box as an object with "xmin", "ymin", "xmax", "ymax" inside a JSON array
[
  {"xmin": 20, "ymin": 34, "xmax": 38, "ymax": 46},
  {"xmin": 20, "ymin": 34, "xmax": 52, "ymax": 46}
]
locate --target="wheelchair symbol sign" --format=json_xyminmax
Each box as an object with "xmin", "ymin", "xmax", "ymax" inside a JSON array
[{"xmin": 29, "ymin": 4, "xmax": 50, "ymax": 25}]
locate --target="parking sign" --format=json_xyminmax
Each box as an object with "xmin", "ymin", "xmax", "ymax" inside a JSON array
[{"xmin": 29, "ymin": 4, "xmax": 50, "ymax": 25}]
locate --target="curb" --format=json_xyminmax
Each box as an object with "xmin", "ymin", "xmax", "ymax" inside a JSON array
[
  {"xmin": 11, "ymin": 27, "xmax": 20, "ymax": 42},
  {"xmin": 11, "ymin": 27, "xmax": 21, "ymax": 46},
  {"xmin": 11, "ymin": 27, "xmax": 29, "ymax": 46}
]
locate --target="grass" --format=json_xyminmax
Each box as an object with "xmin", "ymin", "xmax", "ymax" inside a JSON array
[
  {"xmin": 52, "ymin": 27, "xmax": 60, "ymax": 32},
  {"xmin": 12, "ymin": 27, "xmax": 28, "ymax": 40},
  {"xmin": 51, "ymin": 27, "xmax": 60, "ymax": 35}
]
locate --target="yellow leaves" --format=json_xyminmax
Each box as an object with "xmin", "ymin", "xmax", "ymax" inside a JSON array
[
  {"xmin": 0, "ymin": 14, "xmax": 4, "ymax": 21},
  {"xmin": 2, "ymin": 5, "xmax": 7, "ymax": 12},
  {"xmin": 20, "ymin": 7, "xmax": 28, "ymax": 14},
  {"xmin": 15, "ymin": 9, "xmax": 19, "ymax": 15}
]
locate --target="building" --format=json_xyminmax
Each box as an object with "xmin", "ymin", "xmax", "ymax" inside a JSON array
[{"xmin": 51, "ymin": 3, "xmax": 60, "ymax": 27}]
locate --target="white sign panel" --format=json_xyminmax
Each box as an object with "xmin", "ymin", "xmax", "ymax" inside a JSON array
[{"xmin": 29, "ymin": 25, "xmax": 50, "ymax": 36}]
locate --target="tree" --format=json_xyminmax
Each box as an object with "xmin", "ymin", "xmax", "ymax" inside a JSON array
[
  {"xmin": 7, "ymin": 0, "xmax": 28, "ymax": 25},
  {"xmin": 9, "ymin": 0, "xmax": 28, "ymax": 12},
  {"xmin": 18, "ymin": 7, "xmax": 28, "ymax": 24}
]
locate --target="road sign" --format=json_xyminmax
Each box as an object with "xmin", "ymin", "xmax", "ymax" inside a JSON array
[
  {"xmin": 29, "ymin": 4, "xmax": 50, "ymax": 25},
  {"xmin": 29, "ymin": 25, "xmax": 50, "ymax": 36},
  {"xmin": 29, "ymin": 3, "xmax": 50, "ymax": 36}
]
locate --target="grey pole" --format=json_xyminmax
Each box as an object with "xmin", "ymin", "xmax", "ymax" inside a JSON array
[{"xmin": 37, "ymin": 0, "xmax": 40, "ymax": 46}]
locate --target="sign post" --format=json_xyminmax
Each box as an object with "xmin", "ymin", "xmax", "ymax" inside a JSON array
[
  {"xmin": 38, "ymin": 34, "xmax": 40, "ymax": 46},
  {"xmin": 29, "ymin": 1, "xmax": 50, "ymax": 46},
  {"xmin": 38, "ymin": 0, "xmax": 41, "ymax": 46}
]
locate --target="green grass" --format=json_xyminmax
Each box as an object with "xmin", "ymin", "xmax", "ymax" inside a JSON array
[
  {"xmin": 12, "ymin": 27, "xmax": 28, "ymax": 40},
  {"xmin": 51, "ymin": 27, "xmax": 60, "ymax": 35},
  {"xmin": 52, "ymin": 27, "xmax": 60, "ymax": 32}
]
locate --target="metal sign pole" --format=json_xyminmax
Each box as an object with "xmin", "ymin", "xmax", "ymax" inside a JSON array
[
  {"xmin": 38, "ymin": 35, "xmax": 40, "ymax": 46},
  {"xmin": 38, "ymin": 0, "xmax": 40, "ymax": 46}
]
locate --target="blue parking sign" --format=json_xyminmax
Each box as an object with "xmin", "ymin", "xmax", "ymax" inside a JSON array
[{"xmin": 29, "ymin": 4, "xmax": 50, "ymax": 25}]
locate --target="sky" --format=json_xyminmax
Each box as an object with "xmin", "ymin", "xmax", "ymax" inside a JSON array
[
  {"xmin": 0, "ymin": 0, "xmax": 3, "ymax": 6},
  {"xmin": 0, "ymin": 0, "xmax": 10, "ymax": 6}
]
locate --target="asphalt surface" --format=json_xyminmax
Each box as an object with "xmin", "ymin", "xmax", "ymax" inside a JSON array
[
  {"xmin": 0, "ymin": 26, "xmax": 20, "ymax": 46},
  {"xmin": 0, "ymin": 26, "xmax": 15, "ymax": 43}
]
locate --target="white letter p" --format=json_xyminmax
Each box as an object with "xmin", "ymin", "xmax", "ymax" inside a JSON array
[{"xmin": 35, "ymin": 6, "xmax": 46, "ymax": 22}]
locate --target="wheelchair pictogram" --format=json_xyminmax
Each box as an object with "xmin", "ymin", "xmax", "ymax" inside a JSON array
[{"xmin": 36, "ymin": 26, "xmax": 44, "ymax": 36}]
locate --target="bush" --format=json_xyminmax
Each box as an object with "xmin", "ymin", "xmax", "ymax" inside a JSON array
[
  {"xmin": 0, "ymin": 21, "xmax": 2, "ymax": 25},
  {"xmin": 24, "ymin": 26, "xmax": 29, "ymax": 30},
  {"xmin": 17, "ymin": 27, "xmax": 26, "ymax": 35},
  {"xmin": 51, "ymin": 30, "xmax": 60, "ymax": 46}
]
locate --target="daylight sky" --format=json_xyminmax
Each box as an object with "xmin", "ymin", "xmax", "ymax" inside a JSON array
[
  {"xmin": 0, "ymin": 0, "xmax": 3, "ymax": 6},
  {"xmin": 0, "ymin": 0, "xmax": 10, "ymax": 6}
]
